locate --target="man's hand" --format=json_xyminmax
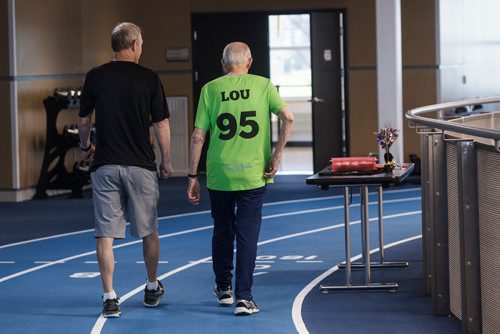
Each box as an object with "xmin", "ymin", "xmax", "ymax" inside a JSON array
[
  {"xmin": 264, "ymin": 157, "xmax": 280, "ymax": 179},
  {"xmin": 160, "ymin": 159, "xmax": 173, "ymax": 179},
  {"xmin": 81, "ymin": 144, "xmax": 95, "ymax": 161},
  {"xmin": 264, "ymin": 104, "xmax": 293, "ymax": 179},
  {"xmin": 187, "ymin": 178, "xmax": 201, "ymax": 205}
]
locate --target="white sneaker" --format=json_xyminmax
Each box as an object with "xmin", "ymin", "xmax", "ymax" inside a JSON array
[
  {"xmin": 213, "ymin": 285, "xmax": 234, "ymax": 306},
  {"xmin": 234, "ymin": 299, "xmax": 259, "ymax": 315}
]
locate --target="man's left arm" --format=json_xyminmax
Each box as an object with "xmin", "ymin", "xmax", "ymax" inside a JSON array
[
  {"xmin": 187, "ymin": 127, "xmax": 207, "ymax": 205},
  {"xmin": 154, "ymin": 118, "xmax": 173, "ymax": 179},
  {"xmin": 78, "ymin": 114, "xmax": 95, "ymax": 160},
  {"xmin": 264, "ymin": 104, "xmax": 294, "ymax": 179}
]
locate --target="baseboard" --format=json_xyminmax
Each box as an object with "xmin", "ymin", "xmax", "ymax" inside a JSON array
[
  {"xmin": 0, "ymin": 187, "xmax": 86, "ymax": 202},
  {"xmin": 0, "ymin": 188, "xmax": 36, "ymax": 202}
]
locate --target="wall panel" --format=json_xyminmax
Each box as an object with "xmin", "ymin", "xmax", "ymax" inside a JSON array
[
  {"xmin": 347, "ymin": 69, "xmax": 378, "ymax": 156},
  {"xmin": 137, "ymin": 0, "xmax": 192, "ymax": 71},
  {"xmin": 81, "ymin": 0, "xmax": 140, "ymax": 69},
  {"xmin": 402, "ymin": 0, "xmax": 437, "ymax": 66},
  {"xmin": 159, "ymin": 73, "xmax": 194, "ymax": 134},
  {"xmin": 15, "ymin": 0, "xmax": 83, "ymax": 75},
  {"xmin": 437, "ymin": 0, "xmax": 500, "ymax": 103},
  {"xmin": 0, "ymin": 1, "xmax": 12, "ymax": 188},
  {"xmin": 0, "ymin": 0, "xmax": 10, "ymax": 76},
  {"xmin": 0, "ymin": 82, "xmax": 13, "ymax": 188},
  {"xmin": 403, "ymin": 68, "xmax": 438, "ymax": 158}
]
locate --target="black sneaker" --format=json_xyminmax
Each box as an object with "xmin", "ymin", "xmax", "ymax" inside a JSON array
[
  {"xmin": 213, "ymin": 285, "xmax": 234, "ymax": 306},
  {"xmin": 234, "ymin": 299, "xmax": 259, "ymax": 315},
  {"xmin": 144, "ymin": 280, "xmax": 165, "ymax": 307},
  {"xmin": 102, "ymin": 298, "xmax": 121, "ymax": 318}
]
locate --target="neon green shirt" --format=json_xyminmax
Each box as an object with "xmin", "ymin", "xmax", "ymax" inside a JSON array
[{"xmin": 195, "ymin": 74, "xmax": 285, "ymax": 191}]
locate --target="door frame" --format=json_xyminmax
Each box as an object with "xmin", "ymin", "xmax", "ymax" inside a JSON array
[{"xmin": 190, "ymin": 9, "xmax": 349, "ymax": 172}]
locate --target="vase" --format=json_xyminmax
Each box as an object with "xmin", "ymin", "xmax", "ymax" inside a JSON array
[
  {"xmin": 383, "ymin": 147, "xmax": 394, "ymax": 171},
  {"xmin": 384, "ymin": 149, "xmax": 393, "ymax": 164}
]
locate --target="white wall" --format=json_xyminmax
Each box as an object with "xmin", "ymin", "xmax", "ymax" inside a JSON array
[{"xmin": 437, "ymin": 0, "xmax": 500, "ymax": 102}]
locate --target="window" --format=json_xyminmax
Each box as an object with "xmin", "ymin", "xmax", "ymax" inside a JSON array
[{"xmin": 269, "ymin": 15, "xmax": 311, "ymax": 98}]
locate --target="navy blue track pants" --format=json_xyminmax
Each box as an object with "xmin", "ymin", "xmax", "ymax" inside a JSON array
[{"xmin": 208, "ymin": 186, "xmax": 266, "ymax": 301}]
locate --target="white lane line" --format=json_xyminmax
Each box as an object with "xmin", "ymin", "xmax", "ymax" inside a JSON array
[
  {"xmin": 0, "ymin": 250, "xmax": 97, "ymax": 284},
  {"xmin": 292, "ymin": 234, "xmax": 423, "ymax": 334},
  {"xmin": 0, "ymin": 226, "xmax": 212, "ymax": 284},
  {"xmin": 255, "ymin": 261, "xmax": 275, "ymax": 263},
  {"xmin": 136, "ymin": 261, "xmax": 168, "ymax": 264},
  {"xmin": 258, "ymin": 210, "xmax": 421, "ymax": 247},
  {"xmin": 0, "ymin": 211, "xmax": 210, "ymax": 250},
  {"xmin": 253, "ymin": 272, "xmax": 268, "ymax": 276},
  {"xmin": 0, "ymin": 261, "xmax": 15, "ymax": 264},
  {"xmin": 263, "ymin": 187, "xmax": 420, "ymax": 207},
  {"xmin": 91, "ymin": 257, "xmax": 212, "ymax": 334},
  {"xmin": 0, "ymin": 229, "xmax": 94, "ymax": 249},
  {"xmin": 0, "ymin": 202, "xmax": 421, "ymax": 283},
  {"xmin": 33, "ymin": 261, "xmax": 66, "ymax": 264},
  {"xmin": 296, "ymin": 261, "xmax": 323, "ymax": 263},
  {"xmin": 263, "ymin": 197, "xmax": 421, "ymax": 220},
  {"xmin": 190, "ymin": 260, "xmax": 212, "ymax": 264},
  {"xmin": 0, "ymin": 187, "xmax": 421, "ymax": 249},
  {"xmin": 91, "ymin": 210, "xmax": 421, "ymax": 334},
  {"xmin": 0, "ymin": 197, "xmax": 420, "ymax": 283}
]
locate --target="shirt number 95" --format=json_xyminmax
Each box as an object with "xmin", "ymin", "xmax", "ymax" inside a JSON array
[{"xmin": 216, "ymin": 111, "xmax": 259, "ymax": 140}]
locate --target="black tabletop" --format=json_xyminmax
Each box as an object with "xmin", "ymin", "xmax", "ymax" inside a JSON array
[{"xmin": 306, "ymin": 163, "xmax": 415, "ymax": 188}]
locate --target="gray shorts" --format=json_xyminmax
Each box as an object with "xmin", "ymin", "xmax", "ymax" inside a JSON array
[{"xmin": 90, "ymin": 165, "xmax": 159, "ymax": 239}]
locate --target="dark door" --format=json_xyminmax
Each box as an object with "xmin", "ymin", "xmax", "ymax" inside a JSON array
[
  {"xmin": 311, "ymin": 11, "xmax": 346, "ymax": 172},
  {"xmin": 191, "ymin": 13, "xmax": 270, "ymax": 171}
]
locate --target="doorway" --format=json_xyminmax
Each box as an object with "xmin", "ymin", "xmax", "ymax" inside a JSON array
[
  {"xmin": 191, "ymin": 10, "xmax": 347, "ymax": 173},
  {"xmin": 268, "ymin": 14, "xmax": 314, "ymax": 173}
]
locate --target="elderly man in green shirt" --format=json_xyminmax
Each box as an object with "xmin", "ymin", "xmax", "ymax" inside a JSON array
[{"xmin": 187, "ymin": 41, "xmax": 294, "ymax": 316}]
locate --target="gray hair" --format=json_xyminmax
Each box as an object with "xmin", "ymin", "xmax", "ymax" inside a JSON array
[
  {"xmin": 222, "ymin": 42, "xmax": 252, "ymax": 66},
  {"xmin": 111, "ymin": 22, "xmax": 142, "ymax": 52}
]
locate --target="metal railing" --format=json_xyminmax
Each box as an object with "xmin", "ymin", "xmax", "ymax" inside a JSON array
[
  {"xmin": 406, "ymin": 97, "xmax": 500, "ymax": 151},
  {"xmin": 405, "ymin": 97, "xmax": 500, "ymax": 334}
]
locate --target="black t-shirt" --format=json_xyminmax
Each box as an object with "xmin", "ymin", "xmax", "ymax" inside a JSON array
[{"xmin": 79, "ymin": 61, "xmax": 169, "ymax": 172}]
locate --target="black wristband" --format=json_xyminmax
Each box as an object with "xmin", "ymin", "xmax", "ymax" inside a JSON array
[
  {"xmin": 187, "ymin": 173, "xmax": 198, "ymax": 179},
  {"xmin": 80, "ymin": 143, "xmax": 92, "ymax": 152}
]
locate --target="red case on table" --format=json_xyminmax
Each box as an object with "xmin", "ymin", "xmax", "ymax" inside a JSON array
[{"xmin": 330, "ymin": 157, "xmax": 377, "ymax": 172}]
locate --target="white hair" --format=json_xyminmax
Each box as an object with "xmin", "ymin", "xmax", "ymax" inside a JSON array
[
  {"xmin": 111, "ymin": 22, "xmax": 141, "ymax": 52},
  {"xmin": 222, "ymin": 42, "xmax": 252, "ymax": 66}
]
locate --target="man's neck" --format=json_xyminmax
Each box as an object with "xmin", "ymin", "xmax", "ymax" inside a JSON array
[
  {"xmin": 225, "ymin": 64, "xmax": 249, "ymax": 76},
  {"xmin": 113, "ymin": 51, "xmax": 137, "ymax": 63}
]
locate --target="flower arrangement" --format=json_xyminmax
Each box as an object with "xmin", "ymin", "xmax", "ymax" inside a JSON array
[{"xmin": 375, "ymin": 124, "xmax": 399, "ymax": 171}]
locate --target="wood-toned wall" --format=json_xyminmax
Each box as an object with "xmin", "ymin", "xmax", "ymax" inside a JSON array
[
  {"xmin": 6, "ymin": 0, "xmax": 438, "ymax": 192},
  {"xmin": 14, "ymin": 0, "xmax": 84, "ymax": 188},
  {"xmin": 0, "ymin": 0, "xmax": 13, "ymax": 188},
  {"xmin": 401, "ymin": 0, "xmax": 438, "ymax": 158}
]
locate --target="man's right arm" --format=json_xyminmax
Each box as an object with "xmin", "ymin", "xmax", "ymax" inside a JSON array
[
  {"xmin": 153, "ymin": 118, "xmax": 173, "ymax": 179},
  {"xmin": 264, "ymin": 104, "xmax": 294, "ymax": 179},
  {"xmin": 187, "ymin": 127, "xmax": 207, "ymax": 205},
  {"xmin": 78, "ymin": 114, "xmax": 95, "ymax": 160},
  {"xmin": 78, "ymin": 72, "xmax": 96, "ymax": 160}
]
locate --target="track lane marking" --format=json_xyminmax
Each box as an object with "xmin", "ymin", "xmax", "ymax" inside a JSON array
[
  {"xmin": 0, "ymin": 226, "xmax": 212, "ymax": 283},
  {"xmin": 0, "ymin": 187, "xmax": 421, "ymax": 249},
  {"xmin": 0, "ymin": 199, "xmax": 421, "ymax": 284},
  {"xmin": 292, "ymin": 234, "xmax": 423, "ymax": 334},
  {"xmin": 91, "ymin": 210, "xmax": 421, "ymax": 334}
]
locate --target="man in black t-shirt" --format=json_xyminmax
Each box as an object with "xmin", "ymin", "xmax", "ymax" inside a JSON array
[{"xmin": 78, "ymin": 22, "xmax": 172, "ymax": 318}]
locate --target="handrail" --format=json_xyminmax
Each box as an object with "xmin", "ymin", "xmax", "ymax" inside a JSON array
[{"xmin": 406, "ymin": 97, "xmax": 500, "ymax": 143}]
